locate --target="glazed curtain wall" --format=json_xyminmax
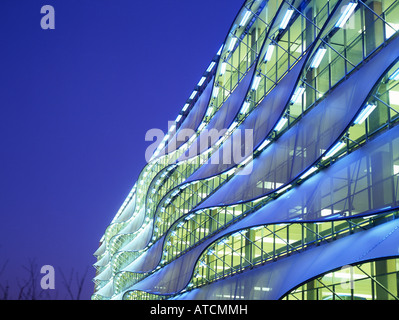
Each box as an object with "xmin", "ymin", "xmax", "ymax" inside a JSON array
[
  {"xmin": 119, "ymin": 8, "xmax": 399, "ymax": 299},
  {"xmin": 113, "ymin": 55, "xmax": 257, "ymax": 255},
  {"xmin": 178, "ymin": 65, "xmax": 256, "ymax": 162},
  {"xmin": 196, "ymin": 32, "xmax": 399, "ymax": 210},
  {"xmin": 164, "ymin": 76, "xmax": 214, "ymax": 155},
  {"xmin": 122, "ymin": 235, "xmax": 166, "ymax": 274},
  {"xmin": 284, "ymin": 257, "xmax": 399, "ymax": 300},
  {"xmin": 109, "ymin": 52, "xmax": 309, "ymax": 293},
  {"xmin": 94, "ymin": 0, "xmax": 272, "ymax": 289},
  {"xmin": 123, "ymin": 108, "xmax": 399, "ymax": 297},
  {"xmin": 175, "ymin": 218, "xmax": 399, "ymax": 300},
  {"xmin": 93, "ymin": 0, "xmax": 399, "ymax": 300},
  {"xmin": 118, "ymin": 119, "xmax": 399, "ymax": 291},
  {"xmin": 185, "ymin": 53, "xmax": 309, "ymax": 183}
]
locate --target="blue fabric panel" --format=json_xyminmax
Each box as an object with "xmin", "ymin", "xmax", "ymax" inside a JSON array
[
  {"xmin": 178, "ymin": 65, "xmax": 256, "ymax": 162},
  {"xmin": 122, "ymin": 235, "xmax": 165, "ymax": 273},
  {"xmin": 120, "ymin": 223, "xmax": 153, "ymax": 252},
  {"xmin": 196, "ymin": 34, "xmax": 399, "ymax": 209},
  {"xmin": 126, "ymin": 35, "xmax": 399, "ymax": 293},
  {"xmin": 119, "ymin": 207, "xmax": 146, "ymax": 235},
  {"xmin": 177, "ymin": 218, "xmax": 399, "ymax": 300},
  {"xmin": 185, "ymin": 53, "xmax": 308, "ymax": 183},
  {"xmin": 163, "ymin": 76, "xmax": 214, "ymax": 155}
]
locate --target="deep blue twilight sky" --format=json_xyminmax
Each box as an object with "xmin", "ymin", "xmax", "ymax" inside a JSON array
[{"xmin": 0, "ymin": 0, "xmax": 244, "ymax": 299}]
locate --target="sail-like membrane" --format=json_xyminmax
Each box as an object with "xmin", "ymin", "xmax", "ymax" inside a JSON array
[
  {"xmin": 185, "ymin": 54, "xmax": 308, "ymax": 183},
  {"xmin": 178, "ymin": 65, "xmax": 256, "ymax": 162},
  {"xmin": 122, "ymin": 236, "xmax": 165, "ymax": 273},
  {"xmin": 164, "ymin": 77, "xmax": 214, "ymax": 155},
  {"xmin": 175, "ymin": 218, "xmax": 399, "ymax": 300},
  {"xmin": 125, "ymin": 109, "xmax": 399, "ymax": 296},
  {"xmin": 196, "ymin": 34, "xmax": 399, "ymax": 209}
]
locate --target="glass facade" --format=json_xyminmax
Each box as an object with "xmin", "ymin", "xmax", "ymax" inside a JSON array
[
  {"xmin": 93, "ymin": 0, "xmax": 399, "ymax": 300},
  {"xmin": 284, "ymin": 257, "xmax": 399, "ymax": 300}
]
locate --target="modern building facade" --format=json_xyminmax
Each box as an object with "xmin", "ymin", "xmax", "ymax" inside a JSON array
[{"xmin": 93, "ymin": 0, "xmax": 399, "ymax": 300}]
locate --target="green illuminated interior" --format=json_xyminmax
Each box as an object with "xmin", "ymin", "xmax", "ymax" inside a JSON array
[{"xmin": 92, "ymin": 0, "xmax": 399, "ymax": 300}]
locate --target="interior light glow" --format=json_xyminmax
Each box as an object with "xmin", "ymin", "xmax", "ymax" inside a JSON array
[
  {"xmin": 198, "ymin": 122, "xmax": 206, "ymax": 132},
  {"xmin": 310, "ymin": 47, "xmax": 327, "ymax": 68},
  {"xmin": 232, "ymin": 231, "xmax": 243, "ymax": 238},
  {"xmin": 212, "ymin": 86, "xmax": 220, "ymax": 98},
  {"xmin": 215, "ymin": 137, "xmax": 224, "ymax": 146},
  {"xmin": 322, "ymin": 209, "xmax": 341, "ymax": 217},
  {"xmin": 274, "ymin": 117, "xmax": 288, "ymax": 131},
  {"xmin": 389, "ymin": 68, "xmax": 399, "ymax": 80},
  {"xmin": 324, "ymin": 272, "xmax": 364, "ymax": 280},
  {"xmin": 276, "ymin": 184, "xmax": 292, "ymax": 194},
  {"xmin": 169, "ymin": 124, "xmax": 176, "ymax": 132},
  {"xmin": 240, "ymin": 156, "xmax": 253, "ymax": 166},
  {"xmin": 182, "ymin": 103, "xmax": 189, "ymax": 112},
  {"xmin": 152, "ymin": 150, "xmax": 160, "ymax": 158},
  {"xmin": 177, "ymin": 221, "xmax": 184, "ymax": 228},
  {"xmin": 189, "ymin": 134, "xmax": 196, "ymax": 143},
  {"xmin": 228, "ymin": 37, "xmax": 238, "ymax": 51},
  {"xmin": 227, "ymin": 121, "xmax": 238, "ymax": 132},
  {"xmin": 299, "ymin": 166, "xmax": 318, "ymax": 180},
  {"xmin": 198, "ymin": 77, "xmax": 206, "ymax": 86},
  {"xmin": 264, "ymin": 44, "xmax": 275, "ymax": 62},
  {"xmin": 176, "ymin": 114, "xmax": 182, "ymax": 122},
  {"xmin": 156, "ymin": 141, "xmax": 164, "ymax": 151},
  {"xmin": 335, "ymin": 2, "xmax": 358, "ymax": 28},
  {"xmin": 279, "ymin": 8, "xmax": 294, "ymax": 30},
  {"xmin": 220, "ymin": 62, "xmax": 227, "ymax": 75},
  {"xmin": 291, "ymin": 86, "xmax": 305, "ymax": 104},
  {"xmin": 354, "ymin": 103, "xmax": 377, "ymax": 124},
  {"xmin": 217, "ymin": 44, "xmax": 223, "ymax": 56},
  {"xmin": 386, "ymin": 23, "xmax": 399, "ymax": 39},
  {"xmin": 389, "ymin": 90, "xmax": 399, "ymax": 106},
  {"xmin": 323, "ymin": 141, "xmax": 345, "ymax": 160},
  {"xmin": 205, "ymin": 107, "xmax": 213, "ymax": 117},
  {"xmin": 240, "ymin": 101, "xmax": 250, "ymax": 114},
  {"xmin": 251, "ymin": 75, "xmax": 262, "ymax": 91},
  {"xmin": 257, "ymin": 139, "xmax": 270, "ymax": 151},
  {"xmin": 189, "ymin": 91, "xmax": 198, "ymax": 100},
  {"xmin": 207, "ymin": 61, "xmax": 216, "ymax": 72},
  {"xmin": 239, "ymin": 10, "xmax": 251, "ymax": 27}
]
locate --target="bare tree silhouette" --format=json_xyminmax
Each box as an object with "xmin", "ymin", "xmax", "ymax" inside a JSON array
[
  {"xmin": 16, "ymin": 259, "xmax": 51, "ymax": 300},
  {"xmin": 0, "ymin": 259, "xmax": 89, "ymax": 300},
  {"xmin": 60, "ymin": 266, "xmax": 89, "ymax": 300},
  {"xmin": 0, "ymin": 260, "xmax": 9, "ymax": 300}
]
